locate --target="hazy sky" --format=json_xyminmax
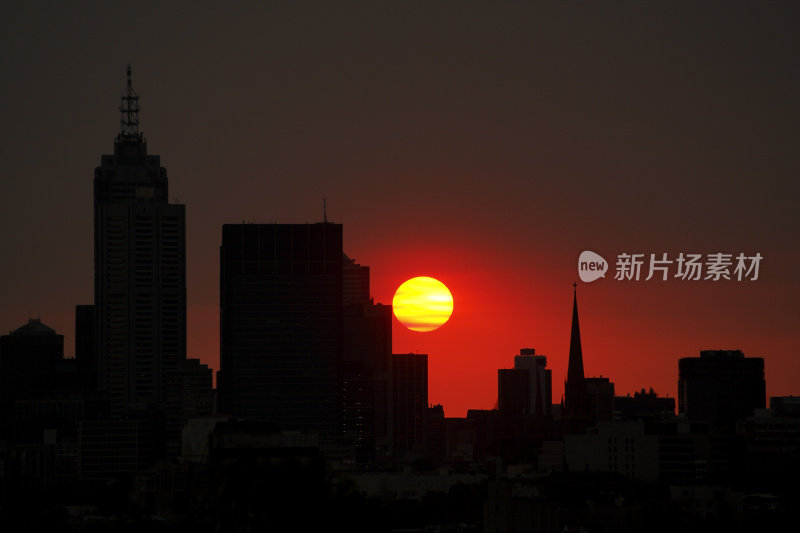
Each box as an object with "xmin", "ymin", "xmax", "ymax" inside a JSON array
[{"xmin": 2, "ymin": 2, "xmax": 798, "ymax": 416}]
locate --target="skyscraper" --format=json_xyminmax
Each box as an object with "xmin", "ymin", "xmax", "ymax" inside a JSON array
[
  {"xmin": 75, "ymin": 304, "xmax": 95, "ymax": 378},
  {"xmin": 392, "ymin": 353, "xmax": 428, "ymax": 455},
  {"xmin": 94, "ymin": 66, "xmax": 186, "ymax": 417},
  {"xmin": 342, "ymin": 254, "xmax": 393, "ymax": 461},
  {"xmin": 218, "ymin": 223, "xmax": 343, "ymax": 434}
]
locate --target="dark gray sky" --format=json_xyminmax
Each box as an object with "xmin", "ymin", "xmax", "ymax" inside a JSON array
[{"xmin": 2, "ymin": 2, "xmax": 798, "ymax": 415}]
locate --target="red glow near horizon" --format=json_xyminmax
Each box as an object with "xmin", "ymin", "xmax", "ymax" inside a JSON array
[{"xmin": 183, "ymin": 242, "xmax": 800, "ymax": 420}]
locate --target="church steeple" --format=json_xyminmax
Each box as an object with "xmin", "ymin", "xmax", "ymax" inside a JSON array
[
  {"xmin": 563, "ymin": 284, "xmax": 589, "ymax": 431},
  {"xmin": 567, "ymin": 283, "xmax": 585, "ymax": 384}
]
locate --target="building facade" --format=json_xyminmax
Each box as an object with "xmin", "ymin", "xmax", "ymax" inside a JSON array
[
  {"xmin": 342, "ymin": 254, "xmax": 393, "ymax": 461},
  {"xmin": 93, "ymin": 67, "xmax": 186, "ymax": 417},
  {"xmin": 392, "ymin": 353, "xmax": 428, "ymax": 456},
  {"xmin": 678, "ymin": 349, "xmax": 765, "ymax": 431},
  {"xmin": 218, "ymin": 223, "xmax": 344, "ymax": 434}
]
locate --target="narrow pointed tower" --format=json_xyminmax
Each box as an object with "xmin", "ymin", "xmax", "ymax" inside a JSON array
[
  {"xmin": 563, "ymin": 284, "xmax": 588, "ymax": 432},
  {"xmin": 567, "ymin": 284, "xmax": 585, "ymax": 385}
]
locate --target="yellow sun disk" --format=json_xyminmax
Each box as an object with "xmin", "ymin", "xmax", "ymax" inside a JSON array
[{"xmin": 392, "ymin": 276, "xmax": 454, "ymax": 332}]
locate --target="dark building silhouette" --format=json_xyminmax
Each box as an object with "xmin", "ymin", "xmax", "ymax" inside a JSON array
[
  {"xmin": 164, "ymin": 358, "xmax": 214, "ymax": 456},
  {"xmin": 770, "ymin": 396, "xmax": 800, "ymax": 416},
  {"xmin": 74, "ymin": 304, "xmax": 95, "ymax": 376},
  {"xmin": 94, "ymin": 66, "xmax": 186, "ymax": 418},
  {"xmin": 219, "ymin": 223, "xmax": 343, "ymax": 434},
  {"xmin": 562, "ymin": 287, "xmax": 589, "ymax": 432},
  {"xmin": 78, "ymin": 415, "xmax": 163, "ymax": 479},
  {"xmin": 425, "ymin": 404, "xmax": 446, "ymax": 462},
  {"xmin": 81, "ymin": 67, "xmax": 204, "ymax": 475},
  {"xmin": 392, "ymin": 353, "xmax": 428, "ymax": 456},
  {"xmin": 0, "ymin": 319, "xmax": 92, "ymax": 484},
  {"xmin": 614, "ymin": 388, "xmax": 675, "ymax": 421},
  {"xmin": 0, "ymin": 319, "xmax": 65, "ymax": 440},
  {"xmin": 741, "ymin": 396, "xmax": 800, "ymax": 488},
  {"xmin": 585, "ymin": 376, "xmax": 615, "ymax": 424},
  {"xmin": 678, "ymin": 349, "xmax": 765, "ymax": 430},
  {"xmin": 498, "ymin": 368, "xmax": 529, "ymax": 414},
  {"xmin": 343, "ymin": 253, "xmax": 371, "ymax": 306},
  {"xmin": 484, "ymin": 478, "xmax": 560, "ymax": 533},
  {"xmin": 467, "ymin": 408, "xmax": 540, "ymax": 464},
  {"xmin": 206, "ymin": 422, "xmax": 329, "ymax": 532},
  {"xmin": 342, "ymin": 255, "xmax": 392, "ymax": 462},
  {"xmin": 498, "ymin": 348, "xmax": 552, "ymax": 418}
]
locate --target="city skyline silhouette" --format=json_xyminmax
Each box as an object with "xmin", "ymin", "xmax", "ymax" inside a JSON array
[
  {"xmin": 2, "ymin": 6, "xmax": 799, "ymax": 523},
  {"xmin": 1, "ymin": 4, "xmax": 797, "ymax": 418}
]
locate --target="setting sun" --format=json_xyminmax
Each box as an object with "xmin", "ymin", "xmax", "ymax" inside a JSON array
[{"xmin": 392, "ymin": 276, "xmax": 454, "ymax": 332}]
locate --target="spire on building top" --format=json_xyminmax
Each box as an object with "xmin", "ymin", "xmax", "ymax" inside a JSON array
[
  {"xmin": 567, "ymin": 285, "xmax": 585, "ymax": 384},
  {"xmin": 118, "ymin": 64, "xmax": 141, "ymax": 140},
  {"xmin": 562, "ymin": 285, "xmax": 589, "ymax": 431}
]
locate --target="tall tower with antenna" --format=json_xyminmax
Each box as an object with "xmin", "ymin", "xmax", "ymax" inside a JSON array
[
  {"xmin": 94, "ymin": 66, "xmax": 187, "ymax": 427},
  {"xmin": 119, "ymin": 64, "xmax": 140, "ymax": 138}
]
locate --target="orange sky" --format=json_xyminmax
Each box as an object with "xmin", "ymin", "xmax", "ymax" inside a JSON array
[
  {"xmin": 2, "ymin": 4, "xmax": 799, "ymax": 419},
  {"xmin": 363, "ymin": 244, "xmax": 797, "ymax": 418},
  {"xmin": 177, "ymin": 236, "xmax": 797, "ymax": 419}
]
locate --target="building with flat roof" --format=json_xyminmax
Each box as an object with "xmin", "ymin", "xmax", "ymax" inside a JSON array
[
  {"xmin": 393, "ymin": 353, "xmax": 428, "ymax": 456},
  {"xmin": 678, "ymin": 349, "xmax": 765, "ymax": 431},
  {"xmin": 218, "ymin": 223, "xmax": 343, "ymax": 434}
]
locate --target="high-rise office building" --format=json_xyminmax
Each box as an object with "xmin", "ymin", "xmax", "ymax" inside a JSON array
[
  {"xmin": 343, "ymin": 254, "xmax": 370, "ymax": 307},
  {"xmin": 392, "ymin": 353, "xmax": 428, "ymax": 455},
  {"xmin": 342, "ymin": 254, "xmax": 392, "ymax": 461},
  {"xmin": 678, "ymin": 349, "xmax": 765, "ymax": 430},
  {"xmin": 75, "ymin": 304, "xmax": 95, "ymax": 377},
  {"xmin": 93, "ymin": 66, "xmax": 186, "ymax": 418},
  {"xmin": 219, "ymin": 223, "xmax": 343, "ymax": 434}
]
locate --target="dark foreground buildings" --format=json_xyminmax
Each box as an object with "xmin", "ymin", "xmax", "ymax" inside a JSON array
[
  {"xmin": 0, "ymin": 319, "xmax": 90, "ymax": 444},
  {"xmin": 0, "ymin": 69, "xmax": 795, "ymax": 532}
]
